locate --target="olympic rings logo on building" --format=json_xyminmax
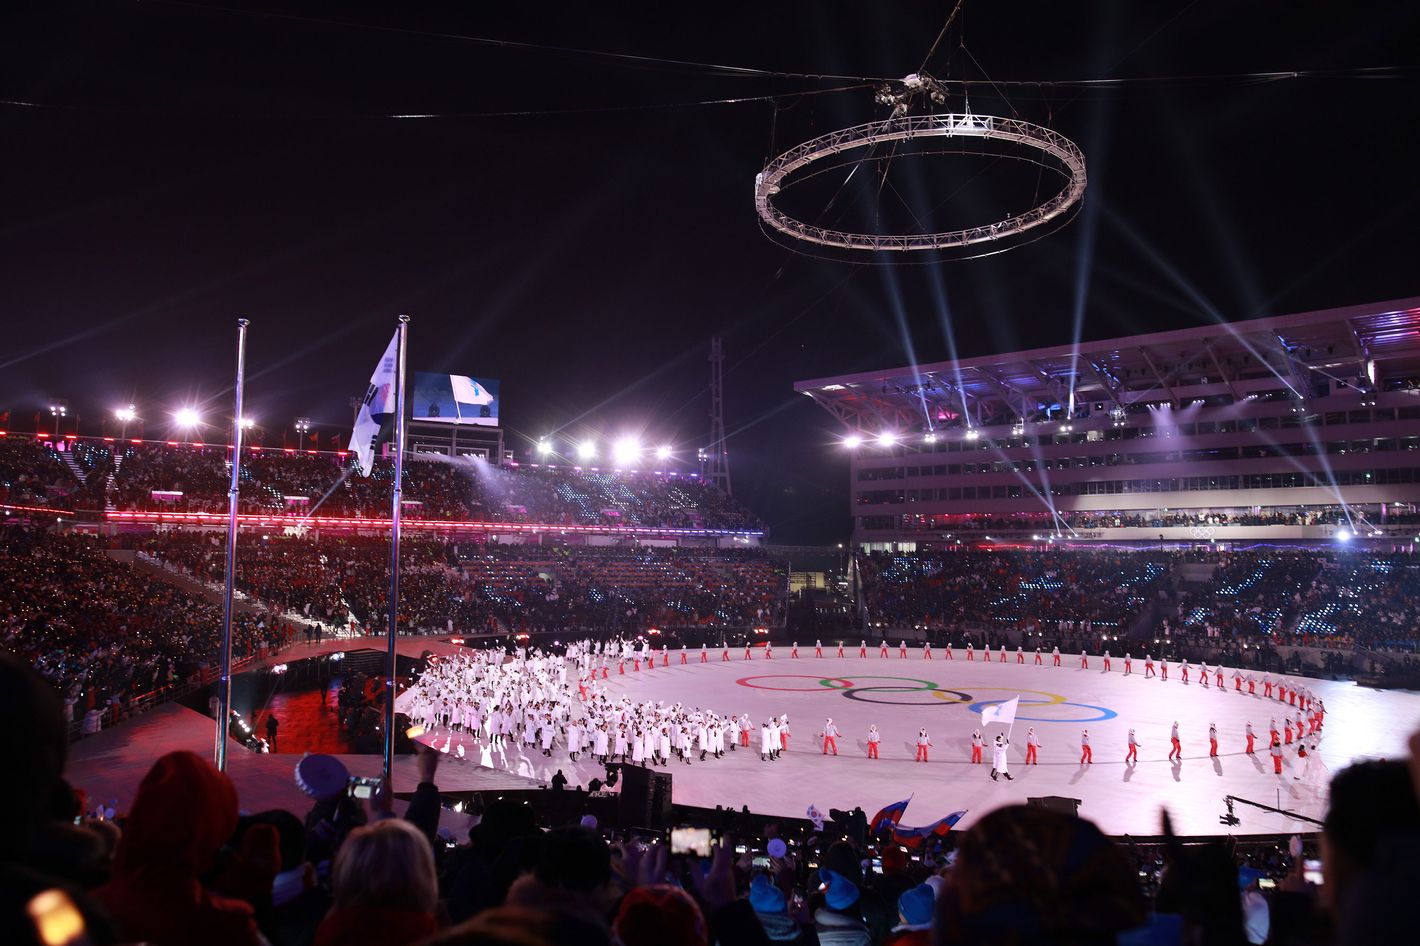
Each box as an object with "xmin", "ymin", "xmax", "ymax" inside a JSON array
[
  {"xmin": 1188, "ymin": 525, "xmax": 1216, "ymax": 540},
  {"xmin": 734, "ymin": 675, "xmax": 1117, "ymax": 723}
]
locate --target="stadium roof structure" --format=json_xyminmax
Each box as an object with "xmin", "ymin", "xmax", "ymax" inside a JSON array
[{"xmin": 795, "ymin": 296, "xmax": 1420, "ymax": 432}]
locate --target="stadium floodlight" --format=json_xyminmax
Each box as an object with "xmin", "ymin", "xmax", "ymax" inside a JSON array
[
  {"xmin": 842, "ymin": 434, "xmax": 863, "ymax": 450},
  {"xmin": 114, "ymin": 405, "xmax": 137, "ymax": 424},
  {"xmin": 655, "ymin": 444, "xmax": 673, "ymax": 461},
  {"xmin": 876, "ymin": 432, "xmax": 897, "ymax": 448},
  {"xmin": 576, "ymin": 440, "xmax": 596, "ymax": 462},
  {"xmin": 174, "ymin": 407, "xmax": 202, "ymax": 429},
  {"xmin": 923, "ymin": 432, "xmax": 938, "ymax": 443},
  {"xmin": 612, "ymin": 436, "xmax": 641, "ymax": 467},
  {"xmin": 535, "ymin": 438, "xmax": 553, "ymax": 457},
  {"xmin": 1337, "ymin": 529, "xmax": 1352, "ymax": 543},
  {"xmin": 240, "ymin": 417, "xmax": 256, "ymax": 430},
  {"xmin": 965, "ymin": 428, "xmax": 980, "ymax": 441}
]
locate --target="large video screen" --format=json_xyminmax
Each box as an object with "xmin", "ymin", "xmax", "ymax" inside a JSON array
[{"xmin": 412, "ymin": 372, "xmax": 500, "ymax": 426}]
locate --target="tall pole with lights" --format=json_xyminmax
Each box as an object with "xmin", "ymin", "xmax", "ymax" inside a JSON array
[{"xmin": 215, "ymin": 319, "xmax": 249, "ymax": 773}]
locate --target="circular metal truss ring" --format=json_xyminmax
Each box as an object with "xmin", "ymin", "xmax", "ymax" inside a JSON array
[{"xmin": 754, "ymin": 112, "xmax": 1087, "ymax": 253}]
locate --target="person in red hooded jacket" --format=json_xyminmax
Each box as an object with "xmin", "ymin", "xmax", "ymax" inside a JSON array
[{"xmin": 92, "ymin": 750, "xmax": 263, "ymax": 946}]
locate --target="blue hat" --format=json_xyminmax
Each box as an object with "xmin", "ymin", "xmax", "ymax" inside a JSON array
[
  {"xmin": 820, "ymin": 868, "xmax": 860, "ymax": 911},
  {"xmin": 896, "ymin": 883, "xmax": 935, "ymax": 930},
  {"xmin": 750, "ymin": 874, "xmax": 786, "ymax": 914}
]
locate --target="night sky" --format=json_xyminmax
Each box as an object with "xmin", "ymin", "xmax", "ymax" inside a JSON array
[{"xmin": 3, "ymin": 1, "xmax": 1417, "ymax": 543}]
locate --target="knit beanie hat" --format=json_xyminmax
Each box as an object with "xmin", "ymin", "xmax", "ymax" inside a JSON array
[
  {"xmin": 896, "ymin": 882, "xmax": 936, "ymax": 930},
  {"xmin": 614, "ymin": 884, "xmax": 708, "ymax": 946},
  {"xmin": 820, "ymin": 868, "xmax": 860, "ymax": 911},
  {"xmin": 750, "ymin": 873, "xmax": 787, "ymax": 914}
]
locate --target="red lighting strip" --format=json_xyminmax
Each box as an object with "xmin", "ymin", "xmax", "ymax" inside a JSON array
[{"xmin": 100, "ymin": 508, "xmax": 763, "ymax": 537}]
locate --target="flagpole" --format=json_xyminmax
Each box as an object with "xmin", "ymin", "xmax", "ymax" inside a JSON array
[
  {"xmin": 215, "ymin": 318, "xmax": 249, "ymax": 773},
  {"xmin": 383, "ymin": 314, "xmax": 409, "ymax": 782}
]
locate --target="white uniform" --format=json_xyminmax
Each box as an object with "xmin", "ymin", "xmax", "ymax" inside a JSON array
[{"xmin": 991, "ymin": 739, "xmax": 1011, "ymax": 776}]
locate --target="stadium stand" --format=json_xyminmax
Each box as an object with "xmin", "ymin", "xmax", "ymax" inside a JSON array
[
  {"xmin": 0, "ymin": 526, "xmax": 291, "ymax": 734},
  {"xmin": 92, "ymin": 441, "xmax": 762, "ymax": 531}
]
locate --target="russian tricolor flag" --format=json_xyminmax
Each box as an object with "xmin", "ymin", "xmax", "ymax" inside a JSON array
[
  {"xmin": 869, "ymin": 795, "xmax": 913, "ymax": 835},
  {"xmin": 889, "ymin": 810, "xmax": 968, "ymax": 848}
]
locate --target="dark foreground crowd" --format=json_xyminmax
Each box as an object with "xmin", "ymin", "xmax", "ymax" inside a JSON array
[{"xmin": 5, "ymin": 645, "xmax": 1419, "ymax": 946}]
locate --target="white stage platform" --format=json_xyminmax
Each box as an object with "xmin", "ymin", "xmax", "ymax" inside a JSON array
[{"xmin": 408, "ymin": 651, "xmax": 1420, "ymax": 837}]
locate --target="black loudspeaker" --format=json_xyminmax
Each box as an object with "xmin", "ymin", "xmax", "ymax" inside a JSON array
[
  {"xmin": 1027, "ymin": 796, "xmax": 1082, "ymax": 817},
  {"xmin": 619, "ymin": 765, "xmax": 673, "ymax": 829}
]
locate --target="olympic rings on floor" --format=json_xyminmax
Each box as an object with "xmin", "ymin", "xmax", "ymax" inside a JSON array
[
  {"xmin": 737, "ymin": 675, "xmax": 855, "ymax": 691},
  {"xmin": 822, "ymin": 676, "xmax": 938, "ymax": 691},
  {"xmin": 937, "ymin": 687, "xmax": 1068, "ymax": 707}
]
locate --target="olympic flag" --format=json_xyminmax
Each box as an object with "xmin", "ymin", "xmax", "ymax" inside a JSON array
[{"xmin": 980, "ymin": 695, "xmax": 1019, "ymax": 728}]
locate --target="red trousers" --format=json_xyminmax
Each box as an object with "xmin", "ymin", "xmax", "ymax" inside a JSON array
[
  {"xmin": 700, "ymin": 652, "xmax": 707, "ymax": 663},
  {"xmin": 1025, "ymin": 745, "xmax": 1037, "ymax": 764},
  {"xmin": 1284, "ymin": 729, "xmax": 1292, "ymax": 744},
  {"xmin": 1052, "ymin": 656, "xmax": 1060, "ymax": 666},
  {"xmin": 971, "ymin": 745, "xmax": 982, "ymax": 763},
  {"xmin": 662, "ymin": 653, "xmax": 668, "ymax": 666},
  {"xmin": 1017, "ymin": 654, "xmax": 1024, "ymax": 663},
  {"xmin": 1126, "ymin": 745, "xmax": 1138, "ymax": 763},
  {"xmin": 837, "ymin": 648, "xmax": 845, "ymax": 657},
  {"xmin": 880, "ymin": 647, "xmax": 888, "ymax": 658},
  {"xmin": 823, "ymin": 737, "xmax": 837, "ymax": 755},
  {"xmin": 680, "ymin": 654, "xmax": 687, "ymax": 664},
  {"xmin": 1081, "ymin": 659, "xmax": 1088, "ymax": 669},
  {"xmin": 722, "ymin": 650, "xmax": 730, "ymax": 661},
  {"xmin": 741, "ymin": 730, "xmax": 750, "ymax": 746},
  {"xmin": 1169, "ymin": 738, "xmax": 1181, "ymax": 759},
  {"xmin": 1103, "ymin": 660, "xmax": 1111, "ymax": 671},
  {"xmin": 1273, "ymin": 755, "xmax": 1283, "ymax": 774},
  {"xmin": 1209, "ymin": 738, "xmax": 1218, "ymax": 757},
  {"xmin": 924, "ymin": 650, "xmax": 932, "ymax": 659},
  {"xmin": 1081, "ymin": 746, "xmax": 1092, "ymax": 763},
  {"xmin": 968, "ymin": 651, "xmax": 975, "ymax": 661},
  {"xmin": 1034, "ymin": 654, "xmax": 1042, "ymax": 664},
  {"xmin": 815, "ymin": 647, "xmax": 822, "ymax": 657},
  {"xmin": 1235, "ymin": 679, "xmax": 1242, "ymax": 691},
  {"xmin": 900, "ymin": 648, "xmax": 907, "ymax": 658},
  {"xmin": 1246, "ymin": 734, "xmax": 1255, "ymax": 753},
  {"xmin": 868, "ymin": 742, "xmax": 878, "ymax": 759},
  {"xmin": 744, "ymin": 650, "xmax": 751, "ymax": 660},
  {"xmin": 915, "ymin": 745, "xmax": 929, "ymax": 762}
]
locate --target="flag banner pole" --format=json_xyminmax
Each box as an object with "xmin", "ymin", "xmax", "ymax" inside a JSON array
[
  {"xmin": 383, "ymin": 314, "xmax": 410, "ymax": 782},
  {"xmin": 215, "ymin": 318, "xmax": 249, "ymax": 772}
]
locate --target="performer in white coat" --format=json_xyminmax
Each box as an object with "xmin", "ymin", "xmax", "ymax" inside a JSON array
[{"xmin": 990, "ymin": 734, "xmax": 1014, "ymax": 781}]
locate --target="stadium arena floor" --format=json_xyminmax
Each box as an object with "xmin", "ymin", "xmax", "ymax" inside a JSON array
[{"xmin": 403, "ymin": 650, "xmax": 1420, "ymax": 836}]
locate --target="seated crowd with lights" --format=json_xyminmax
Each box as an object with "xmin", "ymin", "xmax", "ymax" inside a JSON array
[
  {"xmin": 858, "ymin": 548, "xmax": 1170, "ymax": 636},
  {"xmin": 0, "ymin": 435, "xmax": 80, "ymax": 508},
  {"xmin": 42, "ymin": 439, "xmax": 765, "ymax": 530},
  {"xmin": 141, "ymin": 532, "xmax": 787, "ymax": 637},
  {"xmin": 0, "ymin": 526, "xmax": 291, "ymax": 735},
  {"xmin": 858, "ymin": 547, "xmax": 1420, "ymax": 655}
]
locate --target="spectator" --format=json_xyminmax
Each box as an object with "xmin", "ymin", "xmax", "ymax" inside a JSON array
[
  {"xmin": 92, "ymin": 750, "xmax": 263, "ymax": 946},
  {"xmin": 314, "ymin": 819, "xmax": 440, "ymax": 946},
  {"xmin": 936, "ymin": 805, "xmax": 1147, "ymax": 945},
  {"xmin": 884, "ymin": 883, "xmax": 935, "ymax": 945},
  {"xmin": 613, "ymin": 884, "xmax": 707, "ymax": 946}
]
